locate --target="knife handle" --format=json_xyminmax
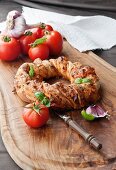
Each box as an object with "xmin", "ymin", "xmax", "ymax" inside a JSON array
[{"xmin": 65, "ymin": 117, "xmax": 102, "ymax": 150}]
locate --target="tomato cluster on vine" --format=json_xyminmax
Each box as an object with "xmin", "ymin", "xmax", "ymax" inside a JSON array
[{"xmin": 0, "ymin": 23, "xmax": 63, "ymax": 61}]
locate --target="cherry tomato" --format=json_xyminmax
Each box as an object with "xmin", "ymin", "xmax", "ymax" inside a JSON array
[
  {"xmin": 22, "ymin": 104, "xmax": 50, "ymax": 128},
  {"xmin": 28, "ymin": 44, "xmax": 49, "ymax": 60},
  {"xmin": 0, "ymin": 35, "xmax": 21, "ymax": 61},
  {"xmin": 45, "ymin": 25, "xmax": 53, "ymax": 31},
  {"xmin": 45, "ymin": 31, "xmax": 63, "ymax": 56},
  {"xmin": 19, "ymin": 31, "xmax": 37, "ymax": 55},
  {"xmin": 32, "ymin": 24, "xmax": 53, "ymax": 38},
  {"xmin": 30, "ymin": 27, "xmax": 43, "ymax": 39},
  {"xmin": 41, "ymin": 24, "xmax": 53, "ymax": 37}
]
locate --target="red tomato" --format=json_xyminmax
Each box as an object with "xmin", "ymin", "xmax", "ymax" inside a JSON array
[
  {"xmin": 28, "ymin": 44, "xmax": 49, "ymax": 60},
  {"xmin": 32, "ymin": 24, "xmax": 53, "ymax": 38},
  {"xmin": 45, "ymin": 25, "xmax": 53, "ymax": 31},
  {"xmin": 30, "ymin": 27, "xmax": 43, "ymax": 39},
  {"xmin": 41, "ymin": 25, "xmax": 53, "ymax": 37},
  {"xmin": 22, "ymin": 104, "xmax": 49, "ymax": 128},
  {"xmin": 19, "ymin": 31, "xmax": 37, "ymax": 55},
  {"xmin": 45, "ymin": 31, "xmax": 63, "ymax": 56},
  {"xmin": 0, "ymin": 35, "xmax": 21, "ymax": 61}
]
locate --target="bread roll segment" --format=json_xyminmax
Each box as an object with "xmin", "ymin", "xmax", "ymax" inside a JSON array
[{"xmin": 14, "ymin": 56, "xmax": 100, "ymax": 109}]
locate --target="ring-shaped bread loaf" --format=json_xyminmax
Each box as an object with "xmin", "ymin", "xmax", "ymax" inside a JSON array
[{"xmin": 14, "ymin": 56, "xmax": 100, "ymax": 109}]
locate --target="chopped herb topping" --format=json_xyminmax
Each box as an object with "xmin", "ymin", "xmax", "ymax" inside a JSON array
[
  {"xmin": 29, "ymin": 65, "xmax": 35, "ymax": 78},
  {"xmin": 74, "ymin": 78, "xmax": 82, "ymax": 84},
  {"xmin": 75, "ymin": 78, "xmax": 91, "ymax": 84},
  {"xmin": 41, "ymin": 97, "xmax": 50, "ymax": 107},
  {"xmin": 82, "ymin": 78, "xmax": 91, "ymax": 83},
  {"xmin": 35, "ymin": 92, "xmax": 45, "ymax": 101},
  {"xmin": 35, "ymin": 92, "xmax": 50, "ymax": 107}
]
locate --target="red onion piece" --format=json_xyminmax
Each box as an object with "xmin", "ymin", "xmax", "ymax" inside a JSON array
[{"xmin": 86, "ymin": 105, "xmax": 110, "ymax": 119}]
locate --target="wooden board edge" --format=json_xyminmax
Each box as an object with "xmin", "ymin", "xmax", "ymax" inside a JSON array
[
  {"xmin": 0, "ymin": 90, "xmax": 34, "ymax": 170},
  {"xmin": 87, "ymin": 51, "xmax": 116, "ymax": 73}
]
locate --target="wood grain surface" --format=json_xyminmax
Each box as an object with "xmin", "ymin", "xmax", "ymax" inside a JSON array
[{"xmin": 0, "ymin": 41, "xmax": 116, "ymax": 170}]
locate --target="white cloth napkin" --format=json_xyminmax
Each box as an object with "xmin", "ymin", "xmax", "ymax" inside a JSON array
[
  {"xmin": 22, "ymin": 7, "xmax": 116, "ymax": 52},
  {"xmin": 1, "ymin": 6, "xmax": 116, "ymax": 52}
]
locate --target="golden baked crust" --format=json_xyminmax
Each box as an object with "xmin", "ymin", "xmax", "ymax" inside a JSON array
[{"xmin": 14, "ymin": 56, "xmax": 100, "ymax": 109}]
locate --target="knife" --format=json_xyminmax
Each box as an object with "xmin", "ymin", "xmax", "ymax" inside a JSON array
[{"xmin": 54, "ymin": 110, "xmax": 102, "ymax": 150}]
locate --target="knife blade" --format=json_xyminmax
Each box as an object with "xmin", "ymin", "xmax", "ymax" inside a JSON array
[{"xmin": 54, "ymin": 110, "xmax": 102, "ymax": 150}]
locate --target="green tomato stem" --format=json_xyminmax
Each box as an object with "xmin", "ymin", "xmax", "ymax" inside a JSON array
[
  {"xmin": 24, "ymin": 31, "xmax": 32, "ymax": 36},
  {"xmin": 3, "ymin": 36, "xmax": 11, "ymax": 42}
]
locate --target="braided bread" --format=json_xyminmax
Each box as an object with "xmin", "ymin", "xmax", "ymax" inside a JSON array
[{"xmin": 14, "ymin": 56, "xmax": 100, "ymax": 109}]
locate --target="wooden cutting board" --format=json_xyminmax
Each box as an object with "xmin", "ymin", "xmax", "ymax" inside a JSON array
[{"xmin": 0, "ymin": 41, "xmax": 116, "ymax": 170}]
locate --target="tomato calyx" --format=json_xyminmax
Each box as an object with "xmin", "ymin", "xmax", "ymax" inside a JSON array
[
  {"xmin": 24, "ymin": 92, "xmax": 51, "ymax": 113},
  {"xmin": 3, "ymin": 36, "xmax": 11, "ymax": 42},
  {"xmin": 33, "ymin": 102, "xmax": 49, "ymax": 114},
  {"xmin": 24, "ymin": 31, "xmax": 33, "ymax": 36},
  {"xmin": 23, "ymin": 92, "xmax": 50, "ymax": 128},
  {"xmin": 30, "ymin": 37, "xmax": 47, "ymax": 47},
  {"xmin": 39, "ymin": 22, "xmax": 46, "ymax": 29},
  {"xmin": 24, "ymin": 103, "xmax": 41, "ymax": 114},
  {"xmin": 33, "ymin": 103, "xmax": 41, "ymax": 113}
]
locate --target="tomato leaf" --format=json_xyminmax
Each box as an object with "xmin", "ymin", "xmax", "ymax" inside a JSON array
[
  {"xmin": 41, "ymin": 97, "xmax": 50, "ymax": 107},
  {"xmin": 29, "ymin": 65, "xmax": 35, "ymax": 78},
  {"xmin": 35, "ymin": 92, "xmax": 45, "ymax": 101},
  {"xmin": 31, "ymin": 37, "xmax": 47, "ymax": 47}
]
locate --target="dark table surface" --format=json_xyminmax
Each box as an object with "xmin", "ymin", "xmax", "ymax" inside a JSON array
[{"xmin": 0, "ymin": 0, "xmax": 116, "ymax": 170}]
